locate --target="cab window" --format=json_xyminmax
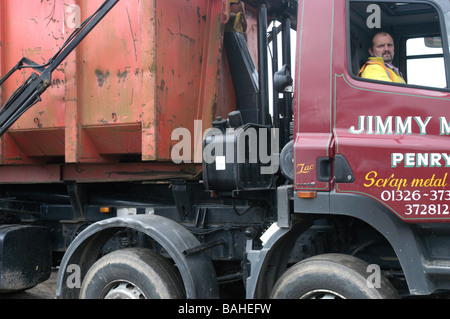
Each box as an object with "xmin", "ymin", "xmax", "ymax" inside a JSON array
[
  {"xmin": 406, "ymin": 37, "xmax": 445, "ymax": 88},
  {"xmin": 349, "ymin": 1, "xmax": 448, "ymax": 89}
]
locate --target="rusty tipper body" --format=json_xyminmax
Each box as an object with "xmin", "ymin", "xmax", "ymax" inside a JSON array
[
  {"xmin": 2, "ymin": 0, "xmax": 450, "ymax": 299},
  {"xmin": 0, "ymin": 0, "xmax": 237, "ymax": 179}
]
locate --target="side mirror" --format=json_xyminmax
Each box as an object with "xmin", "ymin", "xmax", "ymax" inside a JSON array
[{"xmin": 274, "ymin": 64, "xmax": 293, "ymax": 93}]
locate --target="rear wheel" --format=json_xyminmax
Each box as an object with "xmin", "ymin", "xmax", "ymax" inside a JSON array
[
  {"xmin": 270, "ymin": 253, "xmax": 399, "ymax": 299},
  {"xmin": 80, "ymin": 247, "xmax": 185, "ymax": 299}
]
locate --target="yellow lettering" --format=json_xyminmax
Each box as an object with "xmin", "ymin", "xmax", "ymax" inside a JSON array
[
  {"xmin": 411, "ymin": 179, "xmax": 422, "ymax": 187},
  {"xmin": 297, "ymin": 163, "xmax": 315, "ymax": 175},
  {"xmin": 364, "ymin": 171, "xmax": 407, "ymax": 190},
  {"xmin": 412, "ymin": 174, "xmax": 448, "ymax": 188},
  {"xmin": 364, "ymin": 171, "xmax": 377, "ymax": 187}
]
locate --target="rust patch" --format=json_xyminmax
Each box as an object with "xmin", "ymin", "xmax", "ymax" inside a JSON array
[
  {"xmin": 95, "ymin": 69, "xmax": 110, "ymax": 88},
  {"xmin": 179, "ymin": 33, "xmax": 195, "ymax": 43},
  {"xmin": 117, "ymin": 68, "xmax": 130, "ymax": 83},
  {"xmin": 158, "ymin": 79, "xmax": 166, "ymax": 92},
  {"xmin": 51, "ymin": 78, "xmax": 62, "ymax": 89}
]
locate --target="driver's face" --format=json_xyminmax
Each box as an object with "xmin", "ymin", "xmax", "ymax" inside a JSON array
[{"xmin": 369, "ymin": 33, "xmax": 395, "ymax": 64}]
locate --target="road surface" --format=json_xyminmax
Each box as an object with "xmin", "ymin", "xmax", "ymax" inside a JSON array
[{"xmin": 0, "ymin": 270, "xmax": 57, "ymax": 299}]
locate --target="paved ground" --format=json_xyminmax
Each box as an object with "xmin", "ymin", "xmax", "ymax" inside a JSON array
[{"xmin": 0, "ymin": 270, "xmax": 57, "ymax": 299}]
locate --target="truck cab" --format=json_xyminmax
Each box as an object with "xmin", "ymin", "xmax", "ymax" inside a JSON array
[{"xmin": 279, "ymin": 0, "xmax": 450, "ymax": 298}]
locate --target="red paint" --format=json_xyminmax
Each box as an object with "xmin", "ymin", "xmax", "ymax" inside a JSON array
[{"xmin": 294, "ymin": 0, "xmax": 450, "ymax": 223}]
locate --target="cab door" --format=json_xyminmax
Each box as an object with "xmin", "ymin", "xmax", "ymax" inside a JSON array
[
  {"xmin": 334, "ymin": 0, "xmax": 450, "ymax": 223},
  {"xmin": 294, "ymin": 0, "xmax": 335, "ymax": 193}
]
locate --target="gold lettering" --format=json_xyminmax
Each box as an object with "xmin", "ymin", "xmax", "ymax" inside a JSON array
[
  {"xmin": 412, "ymin": 173, "xmax": 448, "ymax": 188},
  {"xmin": 364, "ymin": 171, "xmax": 407, "ymax": 190},
  {"xmin": 364, "ymin": 171, "xmax": 377, "ymax": 187}
]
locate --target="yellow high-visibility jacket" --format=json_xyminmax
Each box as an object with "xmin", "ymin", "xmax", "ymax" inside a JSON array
[{"xmin": 358, "ymin": 57, "xmax": 405, "ymax": 84}]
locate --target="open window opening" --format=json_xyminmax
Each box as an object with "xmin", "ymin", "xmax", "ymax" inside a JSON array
[{"xmin": 349, "ymin": 1, "xmax": 449, "ymax": 89}]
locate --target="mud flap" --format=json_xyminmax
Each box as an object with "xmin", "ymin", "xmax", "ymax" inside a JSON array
[{"xmin": 0, "ymin": 225, "xmax": 52, "ymax": 292}]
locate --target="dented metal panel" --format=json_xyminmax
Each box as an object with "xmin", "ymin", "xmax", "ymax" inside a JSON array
[{"xmin": 0, "ymin": 0, "xmax": 241, "ymax": 182}]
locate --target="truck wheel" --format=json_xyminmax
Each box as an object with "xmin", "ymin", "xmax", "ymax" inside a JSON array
[
  {"xmin": 79, "ymin": 247, "xmax": 185, "ymax": 299},
  {"xmin": 270, "ymin": 253, "xmax": 399, "ymax": 299}
]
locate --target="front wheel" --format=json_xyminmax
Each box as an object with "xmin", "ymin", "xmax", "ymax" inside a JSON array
[
  {"xmin": 80, "ymin": 248, "xmax": 185, "ymax": 299},
  {"xmin": 270, "ymin": 253, "xmax": 399, "ymax": 299}
]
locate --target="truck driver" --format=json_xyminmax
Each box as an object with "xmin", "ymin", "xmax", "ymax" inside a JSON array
[{"xmin": 358, "ymin": 31, "xmax": 406, "ymax": 84}]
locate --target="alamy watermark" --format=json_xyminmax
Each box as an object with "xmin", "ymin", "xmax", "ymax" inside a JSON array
[
  {"xmin": 366, "ymin": 4, "xmax": 381, "ymax": 29},
  {"xmin": 171, "ymin": 120, "xmax": 280, "ymax": 175},
  {"xmin": 66, "ymin": 264, "xmax": 81, "ymax": 289},
  {"xmin": 65, "ymin": 262, "xmax": 384, "ymax": 293},
  {"xmin": 366, "ymin": 264, "xmax": 382, "ymax": 289}
]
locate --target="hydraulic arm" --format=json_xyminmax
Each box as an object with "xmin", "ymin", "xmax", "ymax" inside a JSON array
[{"xmin": 0, "ymin": 0, "xmax": 119, "ymax": 137}]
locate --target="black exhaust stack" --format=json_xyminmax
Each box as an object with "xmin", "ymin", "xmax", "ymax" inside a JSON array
[{"xmin": 257, "ymin": 5, "xmax": 271, "ymax": 126}]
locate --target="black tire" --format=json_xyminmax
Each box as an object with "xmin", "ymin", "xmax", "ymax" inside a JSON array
[
  {"xmin": 270, "ymin": 253, "xmax": 399, "ymax": 299},
  {"xmin": 80, "ymin": 248, "xmax": 185, "ymax": 299}
]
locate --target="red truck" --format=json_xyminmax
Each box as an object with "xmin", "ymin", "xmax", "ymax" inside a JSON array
[{"xmin": 0, "ymin": 0, "xmax": 450, "ymax": 299}]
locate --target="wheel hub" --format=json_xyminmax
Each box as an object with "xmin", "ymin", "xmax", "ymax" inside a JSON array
[
  {"xmin": 103, "ymin": 282, "xmax": 146, "ymax": 299},
  {"xmin": 300, "ymin": 289, "xmax": 346, "ymax": 299}
]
